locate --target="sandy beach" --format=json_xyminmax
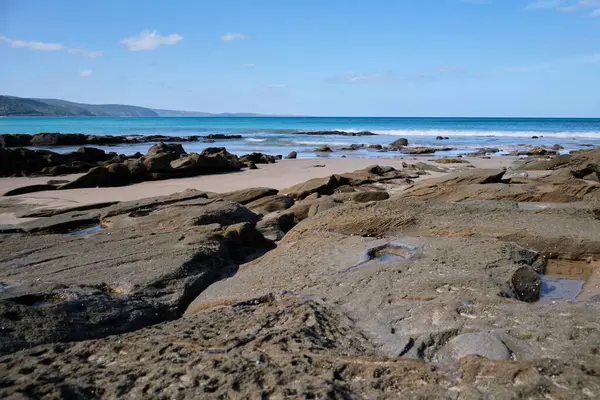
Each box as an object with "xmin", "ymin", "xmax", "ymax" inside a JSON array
[{"xmin": 0, "ymin": 155, "xmax": 515, "ymax": 225}]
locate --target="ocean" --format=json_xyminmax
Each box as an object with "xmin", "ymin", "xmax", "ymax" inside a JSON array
[{"xmin": 1, "ymin": 116, "xmax": 599, "ymax": 158}]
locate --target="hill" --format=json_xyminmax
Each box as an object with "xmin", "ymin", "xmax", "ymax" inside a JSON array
[{"xmin": 0, "ymin": 95, "xmax": 280, "ymax": 117}]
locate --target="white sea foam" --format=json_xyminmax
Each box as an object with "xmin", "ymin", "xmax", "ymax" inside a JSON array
[
  {"xmin": 357, "ymin": 129, "xmax": 600, "ymax": 139},
  {"xmin": 245, "ymin": 138, "xmax": 268, "ymax": 142},
  {"xmin": 290, "ymin": 140, "xmax": 355, "ymax": 146}
]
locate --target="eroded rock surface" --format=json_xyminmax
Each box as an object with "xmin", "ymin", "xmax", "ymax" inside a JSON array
[{"xmin": 0, "ymin": 192, "xmax": 272, "ymax": 354}]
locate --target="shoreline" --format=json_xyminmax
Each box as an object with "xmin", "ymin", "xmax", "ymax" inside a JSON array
[{"xmin": 0, "ymin": 156, "xmax": 516, "ymax": 225}]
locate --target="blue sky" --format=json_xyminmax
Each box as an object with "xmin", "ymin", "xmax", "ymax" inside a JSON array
[{"xmin": 1, "ymin": 0, "xmax": 599, "ymax": 116}]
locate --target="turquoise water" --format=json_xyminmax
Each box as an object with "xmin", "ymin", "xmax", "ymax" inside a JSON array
[{"xmin": 1, "ymin": 116, "xmax": 599, "ymax": 157}]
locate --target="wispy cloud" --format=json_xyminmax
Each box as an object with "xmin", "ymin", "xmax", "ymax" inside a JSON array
[
  {"xmin": 79, "ymin": 69, "xmax": 94, "ymax": 77},
  {"xmin": 240, "ymin": 63, "xmax": 256, "ymax": 68},
  {"xmin": 221, "ymin": 33, "xmax": 245, "ymax": 41},
  {"xmin": 121, "ymin": 30, "xmax": 182, "ymax": 51},
  {"xmin": 267, "ymin": 84, "xmax": 287, "ymax": 88},
  {"xmin": 508, "ymin": 52, "xmax": 600, "ymax": 73},
  {"xmin": 527, "ymin": 0, "xmax": 600, "ymax": 16},
  {"xmin": 0, "ymin": 34, "xmax": 102, "ymax": 57}
]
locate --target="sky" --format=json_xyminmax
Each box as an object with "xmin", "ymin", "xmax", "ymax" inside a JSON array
[{"xmin": 1, "ymin": 0, "xmax": 599, "ymax": 117}]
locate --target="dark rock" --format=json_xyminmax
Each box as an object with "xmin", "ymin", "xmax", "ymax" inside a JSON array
[
  {"xmin": 59, "ymin": 166, "xmax": 112, "ymax": 189},
  {"xmin": 286, "ymin": 151, "xmax": 297, "ymax": 159},
  {"xmin": 315, "ymin": 146, "xmax": 333, "ymax": 152},
  {"xmin": 3, "ymin": 184, "xmax": 58, "ymax": 196},
  {"xmin": 285, "ymin": 175, "xmax": 349, "ymax": 199},
  {"xmin": 218, "ymin": 188, "xmax": 279, "ymax": 205},
  {"xmin": 0, "ymin": 134, "xmax": 31, "ymax": 148},
  {"xmin": 203, "ymin": 134, "xmax": 243, "ymax": 140},
  {"xmin": 511, "ymin": 265, "xmax": 541, "ymax": 302},
  {"xmin": 146, "ymin": 142, "xmax": 185, "ymax": 158},
  {"xmin": 247, "ymin": 161, "xmax": 258, "ymax": 170},
  {"xmin": 532, "ymin": 136, "xmax": 539, "ymax": 139},
  {"xmin": 31, "ymin": 132, "xmax": 86, "ymax": 146},
  {"xmin": 436, "ymin": 136, "xmax": 444, "ymax": 140},
  {"xmin": 245, "ymin": 195, "xmax": 295, "ymax": 215},
  {"xmin": 352, "ymin": 191, "xmax": 390, "ymax": 203},
  {"xmin": 143, "ymin": 153, "xmax": 174, "ymax": 173},
  {"xmin": 389, "ymin": 138, "xmax": 409, "ymax": 149},
  {"xmin": 75, "ymin": 147, "xmax": 109, "ymax": 162},
  {"xmin": 403, "ymin": 147, "xmax": 438, "ymax": 155},
  {"xmin": 368, "ymin": 144, "xmax": 383, "ymax": 150},
  {"xmin": 46, "ymin": 179, "xmax": 70, "ymax": 185},
  {"xmin": 239, "ymin": 152, "xmax": 277, "ymax": 164}
]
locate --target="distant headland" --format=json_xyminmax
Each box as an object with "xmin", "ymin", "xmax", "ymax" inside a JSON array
[{"xmin": 0, "ymin": 95, "xmax": 279, "ymax": 117}]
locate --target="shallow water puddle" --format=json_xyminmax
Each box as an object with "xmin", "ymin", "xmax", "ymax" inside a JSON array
[
  {"xmin": 70, "ymin": 224, "xmax": 101, "ymax": 235},
  {"xmin": 367, "ymin": 243, "xmax": 421, "ymax": 263},
  {"xmin": 338, "ymin": 241, "xmax": 422, "ymax": 275},
  {"xmin": 538, "ymin": 259, "xmax": 598, "ymax": 304},
  {"xmin": 538, "ymin": 276, "xmax": 584, "ymax": 304}
]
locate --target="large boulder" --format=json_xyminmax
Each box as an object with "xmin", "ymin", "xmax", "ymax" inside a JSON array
[
  {"xmin": 285, "ymin": 151, "xmax": 297, "ymax": 159},
  {"xmin": 146, "ymin": 142, "xmax": 185, "ymax": 158},
  {"xmin": 143, "ymin": 153, "xmax": 174, "ymax": 173},
  {"xmin": 239, "ymin": 152, "xmax": 277, "ymax": 164},
  {"xmin": 389, "ymin": 138, "xmax": 409, "ymax": 149}
]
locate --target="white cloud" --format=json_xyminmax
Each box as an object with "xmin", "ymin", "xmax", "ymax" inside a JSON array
[
  {"xmin": 241, "ymin": 63, "xmax": 256, "ymax": 68},
  {"xmin": 0, "ymin": 34, "xmax": 102, "ymax": 57},
  {"xmin": 221, "ymin": 33, "xmax": 245, "ymax": 41},
  {"xmin": 267, "ymin": 84, "xmax": 287, "ymax": 88},
  {"xmin": 526, "ymin": 0, "xmax": 564, "ymax": 9},
  {"xmin": 121, "ymin": 30, "xmax": 182, "ymax": 51},
  {"xmin": 79, "ymin": 69, "xmax": 94, "ymax": 77}
]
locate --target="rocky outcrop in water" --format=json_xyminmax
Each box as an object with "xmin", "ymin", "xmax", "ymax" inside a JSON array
[{"xmin": 0, "ymin": 132, "xmax": 205, "ymax": 148}]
